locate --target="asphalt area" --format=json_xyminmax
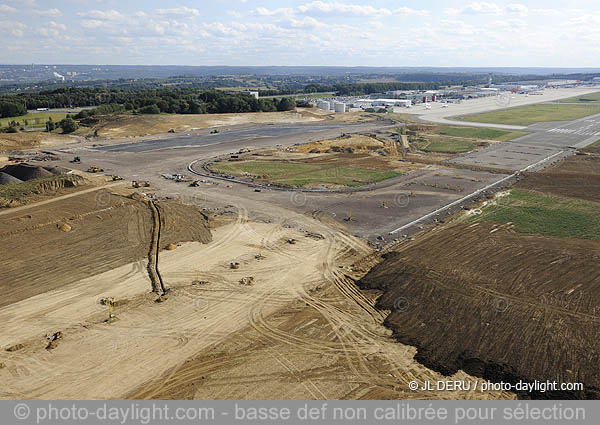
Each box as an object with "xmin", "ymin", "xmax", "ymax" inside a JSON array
[{"xmin": 52, "ymin": 107, "xmax": 599, "ymax": 244}]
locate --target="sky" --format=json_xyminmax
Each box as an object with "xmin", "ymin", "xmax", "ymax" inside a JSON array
[{"xmin": 1, "ymin": 0, "xmax": 599, "ymax": 67}]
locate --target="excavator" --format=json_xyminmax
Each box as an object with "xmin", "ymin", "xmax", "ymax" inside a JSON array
[{"xmin": 100, "ymin": 297, "xmax": 117, "ymax": 321}]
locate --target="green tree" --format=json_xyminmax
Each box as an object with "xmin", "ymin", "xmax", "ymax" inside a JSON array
[
  {"xmin": 276, "ymin": 97, "xmax": 296, "ymax": 112},
  {"xmin": 139, "ymin": 104, "xmax": 161, "ymax": 114},
  {"xmin": 59, "ymin": 117, "xmax": 79, "ymax": 133},
  {"xmin": 46, "ymin": 118, "xmax": 56, "ymax": 132},
  {"xmin": 0, "ymin": 101, "xmax": 27, "ymax": 118}
]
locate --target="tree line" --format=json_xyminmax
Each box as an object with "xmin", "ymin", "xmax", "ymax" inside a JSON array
[
  {"xmin": 0, "ymin": 101, "xmax": 27, "ymax": 118},
  {"xmin": 0, "ymin": 88, "xmax": 298, "ymax": 118},
  {"xmin": 258, "ymin": 81, "xmax": 442, "ymax": 97}
]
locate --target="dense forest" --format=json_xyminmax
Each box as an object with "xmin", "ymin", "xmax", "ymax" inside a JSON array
[{"xmin": 0, "ymin": 88, "xmax": 297, "ymax": 119}]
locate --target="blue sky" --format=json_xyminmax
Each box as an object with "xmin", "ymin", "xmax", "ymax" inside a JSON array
[{"xmin": 1, "ymin": 0, "xmax": 599, "ymax": 66}]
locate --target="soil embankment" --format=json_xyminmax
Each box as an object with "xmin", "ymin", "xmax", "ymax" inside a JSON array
[
  {"xmin": 0, "ymin": 191, "xmax": 211, "ymax": 307},
  {"xmin": 359, "ymin": 223, "xmax": 600, "ymax": 399}
]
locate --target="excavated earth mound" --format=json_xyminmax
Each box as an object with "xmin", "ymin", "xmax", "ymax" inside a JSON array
[
  {"xmin": 0, "ymin": 164, "xmax": 53, "ymax": 181},
  {"xmin": 0, "ymin": 172, "xmax": 23, "ymax": 185},
  {"xmin": 0, "ymin": 192, "xmax": 212, "ymax": 307},
  {"xmin": 359, "ymin": 223, "xmax": 600, "ymax": 399}
]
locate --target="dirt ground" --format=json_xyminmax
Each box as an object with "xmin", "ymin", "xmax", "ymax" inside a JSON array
[
  {"xmin": 0, "ymin": 132, "xmax": 79, "ymax": 153},
  {"xmin": 0, "ymin": 190, "xmax": 210, "ymax": 307},
  {"xmin": 518, "ymin": 151, "xmax": 600, "ymax": 202},
  {"xmin": 360, "ymin": 203, "xmax": 600, "ymax": 397},
  {"xmin": 0, "ymin": 187, "xmax": 512, "ymax": 400},
  {"xmin": 91, "ymin": 109, "xmax": 373, "ymax": 139}
]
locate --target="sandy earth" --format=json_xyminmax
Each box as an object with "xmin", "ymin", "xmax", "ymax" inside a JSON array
[
  {"xmin": 0, "ymin": 132, "xmax": 80, "ymax": 153},
  {"xmin": 0, "ymin": 196, "xmax": 511, "ymax": 400},
  {"xmin": 94, "ymin": 110, "xmax": 332, "ymax": 139}
]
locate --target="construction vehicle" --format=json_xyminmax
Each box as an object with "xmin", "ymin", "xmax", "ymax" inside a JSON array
[
  {"xmin": 190, "ymin": 180, "xmax": 201, "ymax": 187},
  {"xmin": 112, "ymin": 175, "xmax": 124, "ymax": 181},
  {"xmin": 381, "ymin": 201, "xmax": 388, "ymax": 209},
  {"xmin": 87, "ymin": 166, "xmax": 104, "ymax": 173},
  {"xmin": 132, "ymin": 180, "xmax": 151, "ymax": 188},
  {"xmin": 175, "ymin": 174, "xmax": 191, "ymax": 183},
  {"xmin": 100, "ymin": 297, "xmax": 117, "ymax": 321},
  {"xmin": 71, "ymin": 156, "xmax": 81, "ymax": 163},
  {"xmin": 344, "ymin": 213, "xmax": 353, "ymax": 222}
]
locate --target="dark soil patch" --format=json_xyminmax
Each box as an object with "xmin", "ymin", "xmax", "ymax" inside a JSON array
[{"xmin": 359, "ymin": 223, "xmax": 600, "ymax": 399}]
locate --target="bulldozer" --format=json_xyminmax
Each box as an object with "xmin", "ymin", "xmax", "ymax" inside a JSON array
[{"xmin": 132, "ymin": 180, "xmax": 151, "ymax": 188}]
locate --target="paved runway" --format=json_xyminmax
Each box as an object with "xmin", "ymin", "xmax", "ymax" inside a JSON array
[
  {"xmin": 96, "ymin": 123, "xmax": 366, "ymax": 153},
  {"xmin": 450, "ymin": 112, "xmax": 600, "ymax": 171}
]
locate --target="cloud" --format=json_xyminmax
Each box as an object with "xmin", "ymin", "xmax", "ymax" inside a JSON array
[
  {"xmin": 506, "ymin": 4, "xmax": 528, "ymax": 17},
  {"xmin": 394, "ymin": 7, "xmax": 430, "ymax": 17},
  {"xmin": 253, "ymin": 7, "xmax": 293, "ymax": 17},
  {"xmin": 253, "ymin": 2, "xmax": 429, "ymax": 19},
  {"xmin": 446, "ymin": 2, "xmax": 528, "ymax": 17},
  {"xmin": 155, "ymin": 7, "xmax": 201, "ymax": 17},
  {"xmin": 0, "ymin": 5, "xmax": 17, "ymax": 13},
  {"xmin": 33, "ymin": 8, "xmax": 63, "ymax": 17},
  {"xmin": 0, "ymin": 20, "xmax": 26, "ymax": 37},
  {"xmin": 531, "ymin": 8, "xmax": 561, "ymax": 17},
  {"xmin": 297, "ymin": 1, "xmax": 393, "ymax": 17},
  {"xmin": 77, "ymin": 10, "xmax": 124, "ymax": 20},
  {"xmin": 38, "ymin": 21, "xmax": 68, "ymax": 37}
]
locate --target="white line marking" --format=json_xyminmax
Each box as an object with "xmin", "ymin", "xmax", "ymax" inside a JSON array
[{"xmin": 389, "ymin": 150, "xmax": 566, "ymax": 235}]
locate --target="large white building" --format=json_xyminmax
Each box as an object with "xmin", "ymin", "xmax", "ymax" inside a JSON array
[
  {"xmin": 354, "ymin": 99, "xmax": 412, "ymax": 108},
  {"xmin": 317, "ymin": 100, "xmax": 331, "ymax": 110}
]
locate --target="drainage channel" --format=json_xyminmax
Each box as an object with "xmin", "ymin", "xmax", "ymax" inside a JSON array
[{"xmin": 147, "ymin": 200, "xmax": 167, "ymax": 296}]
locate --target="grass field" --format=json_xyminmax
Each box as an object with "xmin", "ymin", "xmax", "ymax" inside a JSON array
[
  {"xmin": 210, "ymin": 160, "xmax": 402, "ymax": 187},
  {"xmin": 586, "ymin": 139, "xmax": 600, "ymax": 147},
  {"xmin": 469, "ymin": 189, "xmax": 600, "ymax": 240},
  {"xmin": 416, "ymin": 138, "xmax": 480, "ymax": 154},
  {"xmin": 0, "ymin": 112, "xmax": 70, "ymax": 129},
  {"xmin": 434, "ymin": 126, "xmax": 527, "ymax": 141},
  {"xmin": 456, "ymin": 103, "xmax": 600, "ymax": 126},
  {"xmin": 558, "ymin": 91, "xmax": 600, "ymax": 103}
]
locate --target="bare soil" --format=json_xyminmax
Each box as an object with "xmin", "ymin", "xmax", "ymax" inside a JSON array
[
  {"xmin": 0, "ymin": 190, "xmax": 509, "ymax": 400},
  {"xmin": 518, "ymin": 151, "xmax": 600, "ymax": 202},
  {"xmin": 0, "ymin": 132, "xmax": 78, "ymax": 153},
  {"xmin": 359, "ymin": 221, "xmax": 600, "ymax": 399},
  {"xmin": 0, "ymin": 190, "xmax": 210, "ymax": 307}
]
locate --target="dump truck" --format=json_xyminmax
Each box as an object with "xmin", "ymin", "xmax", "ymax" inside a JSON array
[{"xmin": 87, "ymin": 166, "xmax": 104, "ymax": 173}]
